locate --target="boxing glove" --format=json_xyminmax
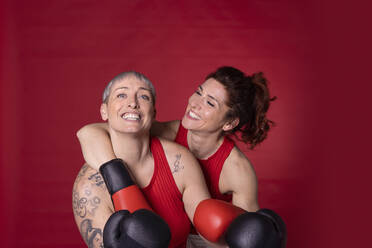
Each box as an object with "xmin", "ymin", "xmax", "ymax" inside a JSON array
[
  {"xmin": 103, "ymin": 209, "xmax": 171, "ymax": 248},
  {"xmin": 193, "ymin": 199, "xmax": 246, "ymax": 242},
  {"xmin": 99, "ymin": 159, "xmax": 171, "ymax": 247},
  {"xmin": 225, "ymin": 208, "xmax": 287, "ymax": 248}
]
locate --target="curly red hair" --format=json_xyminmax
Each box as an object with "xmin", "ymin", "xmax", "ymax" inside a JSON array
[{"xmin": 207, "ymin": 66, "xmax": 276, "ymax": 149}]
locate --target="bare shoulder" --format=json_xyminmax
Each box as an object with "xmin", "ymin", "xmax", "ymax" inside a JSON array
[
  {"xmin": 151, "ymin": 120, "xmax": 180, "ymax": 140},
  {"xmin": 226, "ymin": 146, "xmax": 255, "ymax": 172},
  {"xmin": 157, "ymin": 137, "xmax": 204, "ymax": 193},
  {"xmin": 221, "ymin": 146, "xmax": 259, "ymax": 211},
  {"xmin": 72, "ymin": 164, "xmax": 113, "ymax": 217},
  {"xmin": 73, "ymin": 164, "xmax": 107, "ymax": 193},
  {"xmin": 158, "ymin": 137, "xmax": 196, "ymax": 164},
  {"xmin": 157, "ymin": 137, "xmax": 198, "ymax": 171},
  {"xmin": 221, "ymin": 146, "xmax": 257, "ymax": 190}
]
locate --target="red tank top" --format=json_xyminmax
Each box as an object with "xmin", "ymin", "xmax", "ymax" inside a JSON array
[
  {"xmin": 175, "ymin": 123, "xmax": 234, "ymax": 202},
  {"xmin": 141, "ymin": 137, "xmax": 191, "ymax": 248}
]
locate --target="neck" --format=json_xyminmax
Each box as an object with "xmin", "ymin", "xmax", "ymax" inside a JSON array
[
  {"xmin": 109, "ymin": 128, "xmax": 152, "ymax": 170},
  {"xmin": 187, "ymin": 129, "xmax": 224, "ymax": 160}
]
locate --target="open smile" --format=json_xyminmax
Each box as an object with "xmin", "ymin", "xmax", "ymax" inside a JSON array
[
  {"xmin": 188, "ymin": 110, "xmax": 201, "ymax": 120},
  {"xmin": 121, "ymin": 112, "xmax": 141, "ymax": 121}
]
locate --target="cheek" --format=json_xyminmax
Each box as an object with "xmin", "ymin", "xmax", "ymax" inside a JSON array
[
  {"xmin": 109, "ymin": 104, "xmax": 120, "ymax": 114},
  {"xmin": 144, "ymin": 105, "xmax": 155, "ymax": 120},
  {"xmin": 203, "ymin": 108, "xmax": 215, "ymax": 120},
  {"xmin": 188, "ymin": 94, "xmax": 197, "ymax": 105},
  {"xmin": 206, "ymin": 108, "xmax": 225, "ymax": 122}
]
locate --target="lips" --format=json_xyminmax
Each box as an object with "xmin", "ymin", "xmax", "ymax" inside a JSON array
[{"xmin": 121, "ymin": 112, "xmax": 141, "ymax": 121}]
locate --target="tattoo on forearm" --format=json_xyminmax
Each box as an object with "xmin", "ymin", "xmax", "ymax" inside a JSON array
[
  {"xmin": 88, "ymin": 172, "xmax": 105, "ymax": 188},
  {"xmin": 73, "ymin": 189, "xmax": 101, "ymax": 218},
  {"xmin": 80, "ymin": 219, "xmax": 103, "ymax": 248},
  {"xmin": 172, "ymin": 154, "xmax": 184, "ymax": 174}
]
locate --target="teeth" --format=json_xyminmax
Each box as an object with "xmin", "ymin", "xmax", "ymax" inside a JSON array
[
  {"xmin": 122, "ymin": 113, "xmax": 140, "ymax": 121},
  {"xmin": 189, "ymin": 111, "xmax": 200, "ymax": 120}
]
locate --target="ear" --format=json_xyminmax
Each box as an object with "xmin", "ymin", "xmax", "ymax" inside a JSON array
[
  {"xmin": 222, "ymin": 118, "xmax": 239, "ymax": 132},
  {"xmin": 100, "ymin": 103, "xmax": 108, "ymax": 121}
]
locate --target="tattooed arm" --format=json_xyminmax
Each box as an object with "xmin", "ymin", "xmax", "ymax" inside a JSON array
[{"xmin": 72, "ymin": 164, "xmax": 114, "ymax": 248}]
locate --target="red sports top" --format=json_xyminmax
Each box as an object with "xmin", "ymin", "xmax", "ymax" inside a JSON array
[
  {"xmin": 175, "ymin": 123, "xmax": 234, "ymax": 202},
  {"xmin": 142, "ymin": 137, "xmax": 191, "ymax": 248}
]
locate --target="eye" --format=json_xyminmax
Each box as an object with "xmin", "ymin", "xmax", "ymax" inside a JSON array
[
  {"xmin": 141, "ymin": 94, "xmax": 150, "ymax": 101},
  {"xmin": 117, "ymin": 93, "xmax": 127, "ymax": 98},
  {"xmin": 207, "ymin": 101, "xmax": 215, "ymax": 107},
  {"xmin": 195, "ymin": 90, "xmax": 202, "ymax": 96}
]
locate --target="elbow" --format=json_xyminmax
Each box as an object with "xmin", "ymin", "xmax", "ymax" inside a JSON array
[
  {"xmin": 76, "ymin": 125, "xmax": 91, "ymax": 140},
  {"xmin": 76, "ymin": 127, "xmax": 84, "ymax": 140},
  {"xmin": 76, "ymin": 128, "xmax": 82, "ymax": 139}
]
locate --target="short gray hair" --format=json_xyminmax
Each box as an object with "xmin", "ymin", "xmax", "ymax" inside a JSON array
[{"xmin": 102, "ymin": 71, "xmax": 156, "ymax": 104}]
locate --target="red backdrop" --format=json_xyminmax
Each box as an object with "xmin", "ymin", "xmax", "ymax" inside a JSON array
[{"xmin": 1, "ymin": 0, "xmax": 362, "ymax": 247}]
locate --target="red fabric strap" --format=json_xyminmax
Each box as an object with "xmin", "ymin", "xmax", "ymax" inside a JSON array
[{"xmin": 112, "ymin": 185, "xmax": 153, "ymax": 213}]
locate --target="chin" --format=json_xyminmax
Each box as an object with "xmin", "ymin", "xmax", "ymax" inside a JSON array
[
  {"xmin": 181, "ymin": 117, "xmax": 200, "ymax": 131},
  {"xmin": 181, "ymin": 116, "xmax": 191, "ymax": 128}
]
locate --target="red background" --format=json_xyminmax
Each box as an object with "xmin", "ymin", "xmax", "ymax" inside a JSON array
[{"xmin": 1, "ymin": 0, "xmax": 368, "ymax": 247}]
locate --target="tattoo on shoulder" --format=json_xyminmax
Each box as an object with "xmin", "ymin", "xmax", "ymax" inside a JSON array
[
  {"xmin": 81, "ymin": 164, "xmax": 90, "ymax": 174},
  {"xmin": 75, "ymin": 164, "xmax": 90, "ymax": 185},
  {"xmin": 171, "ymin": 154, "xmax": 184, "ymax": 174},
  {"xmin": 73, "ymin": 189, "xmax": 101, "ymax": 218},
  {"xmin": 80, "ymin": 219, "xmax": 103, "ymax": 248},
  {"xmin": 88, "ymin": 172, "xmax": 105, "ymax": 188}
]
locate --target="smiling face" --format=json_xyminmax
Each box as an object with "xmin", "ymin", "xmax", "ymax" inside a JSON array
[
  {"xmin": 100, "ymin": 75, "xmax": 155, "ymax": 135},
  {"xmin": 181, "ymin": 78, "xmax": 239, "ymax": 134}
]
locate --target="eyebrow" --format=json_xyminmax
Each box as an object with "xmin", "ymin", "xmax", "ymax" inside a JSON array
[
  {"xmin": 114, "ymin": 86, "xmax": 151, "ymax": 93},
  {"xmin": 114, "ymin": 87, "xmax": 129, "ymax": 91},
  {"xmin": 139, "ymin": 87, "xmax": 152, "ymax": 92},
  {"xmin": 199, "ymin": 85, "xmax": 220, "ymax": 106}
]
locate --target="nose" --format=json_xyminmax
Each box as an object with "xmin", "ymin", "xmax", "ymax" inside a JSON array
[
  {"xmin": 128, "ymin": 95, "xmax": 139, "ymax": 109},
  {"xmin": 189, "ymin": 95, "xmax": 202, "ymax": 110}
]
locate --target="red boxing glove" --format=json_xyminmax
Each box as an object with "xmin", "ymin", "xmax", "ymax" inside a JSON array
[
  {"xmin": 193, "ymin": 199, "xmax": 246, "ymax": 242},
  {"xmin": 99, "ymin": 159, "xmax": 152, "ymax": 212}
]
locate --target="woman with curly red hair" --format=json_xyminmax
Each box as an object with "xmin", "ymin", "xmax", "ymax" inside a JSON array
[{"xmin": 77, "ymin": 66, "xmax": 284, "ymax": 247}]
